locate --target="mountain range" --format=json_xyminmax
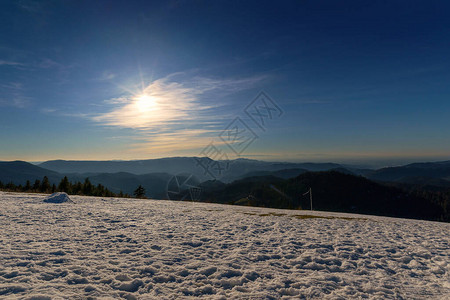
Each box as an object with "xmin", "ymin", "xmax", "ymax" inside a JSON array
[{"xmin": 1, "ymin": 158, "xmax": 450, "ymax": 197}]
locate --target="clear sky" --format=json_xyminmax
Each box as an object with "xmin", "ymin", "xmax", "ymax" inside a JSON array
[{"xmin": 1, "ymin": 0, "xmax": 449, "ymax": 167}]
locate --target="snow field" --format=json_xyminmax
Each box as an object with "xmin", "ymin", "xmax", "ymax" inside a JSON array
[{"xmin": 0, "ymin": 192, "xmax": 449, "ymax": 299}]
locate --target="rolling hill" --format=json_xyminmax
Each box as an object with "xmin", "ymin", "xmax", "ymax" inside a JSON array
[
  {"xmin": 0, "ymin": 161, "xmax": 62, "ymax": 185},
  {"xmin": 367, "ymin": 160, "xmax": 450, "ymax": 185},
  {"xmin": 39, "ymin": 158, "xmax": 346, "ymax": 183},
  {"xmin": 201, "ymin": 171, "xmax": 448, "ymax": 222}
]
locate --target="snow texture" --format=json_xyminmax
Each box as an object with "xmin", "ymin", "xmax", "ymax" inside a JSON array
[
  {"xmin": 42, "ymin": 193, "xmax": 73, "ymax": 204},
  {"xmin": 0, "ymin": 191, "xmax": 449, "ymax": 299}
]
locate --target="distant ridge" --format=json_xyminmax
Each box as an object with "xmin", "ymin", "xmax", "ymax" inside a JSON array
[
  {"xmin": 39, "ymin": 158, "xmax": 346, "ymax": 182},
  {"xmin": 0, "ymin": 161, "xmax": 62, "ymax": 185},
  {"xmin": 22, "ymin": 158, "xmax": 450, "ymax": 186},
  {"xmin": 367, "ymin": 160, "xmax": 450, "ymax": 184},
  {"xmin": 39, "ymin": 157, "xmax": 206, "ymax": 175}
]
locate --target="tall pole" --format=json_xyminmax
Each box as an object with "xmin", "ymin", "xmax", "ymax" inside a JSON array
[{"xmin": 310, "ymin": 188, "xmax": 313, "ymax": 211}]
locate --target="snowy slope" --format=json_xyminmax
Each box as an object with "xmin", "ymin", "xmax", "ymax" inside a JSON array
[{"xmin": 0, "ymin": 192, "xmax": 449, "ymax": 299}]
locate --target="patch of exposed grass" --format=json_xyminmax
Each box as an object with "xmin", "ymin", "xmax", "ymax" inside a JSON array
[
  {"xmin": 293, "ymin": 214, "xmax": 333, "ymax": 220},
  {"xmin": 258, "ymin": 212, "xmax": 287, "ymax": 217},
  {"xmin": 240, "ymin": 211, "xmax": 367, "ymax": 221},
  {"xmin": 293, "ymin": 215, "xmax": 367, "ymax": 221}
]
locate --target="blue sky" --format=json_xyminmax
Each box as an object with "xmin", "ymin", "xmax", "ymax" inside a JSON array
[{"xmin": 1, "ymin": 0, "xmax": 449, "ymax": 166}]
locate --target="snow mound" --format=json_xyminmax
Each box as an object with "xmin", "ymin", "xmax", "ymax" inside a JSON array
[{"xmin": 43, "ymin": 192, "xmax": 73, "ymax": 203}]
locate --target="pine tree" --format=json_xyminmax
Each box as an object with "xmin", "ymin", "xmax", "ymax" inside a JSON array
[
  {"xmin": 134, "ymin": 185, "xmax": 146, "ymax": 199},
  {"xmin": 58, "ymin": 176, "xmax": 70, "ymax": 193},
  {"xmin": 25, "ymin": 180, "xmax": 31, "ymax": 191},
  {"xmin": 33, "ymin": 179, "xmax": 41, "ymax": 191},
  {"xmin": 96, "ymin": 184, "xmax": 105, "ymax": 196},
  {"xmin": 73, "ymin": 182, "xmax": 83, "ymax": 195},
  {"xmin": 83, "ymin": 178, "xmax": 93, "ymax": 195},
  {"xmin": 40, "ymin": 176, "xmax": 51, "ymax": 193},
  {"xmin": 104, "ymin": 188, "xmax": 113, "ymax": 197}
]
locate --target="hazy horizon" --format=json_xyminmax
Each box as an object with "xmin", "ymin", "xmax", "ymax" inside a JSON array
[{"xmin": 6, "ymin": 155, "xmax": 450, "ymax": 170}]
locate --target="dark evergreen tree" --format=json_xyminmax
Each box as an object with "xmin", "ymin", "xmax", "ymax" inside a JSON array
[
  {"xmin": 51, "ymin": 184, "xmax": 56, "ymax": 193},
  {"xmin": 25, "ymin": 180, "xmax": 31, "ymax": 191},
  {"xmin": 83, "ymin": 178, "xmax": 93, "ymax": 195},
  {"xmin": 134, "ymin": 185, "xmax": 146, "ymax": 198},
  {"xmin": 73, "ymin": 182, "xmax": 83, "ymax": 195},
  {"xmin": 96, "ymin": 184, "xmax": 105, "ymax": 196},
  {"xmin": 58, "ymin": 176, "xmax": 70, "ymax": 193},
  {"xmin": 33, "ymin": 179, "xmax": 41, "ymax": 191},
  {"xmin": 40, "ymin": 176, "xmax": 51, "ymax": 193},
  {"xmin": 104, "ymin": 187, "xmax": 113, "ymax": 197}
]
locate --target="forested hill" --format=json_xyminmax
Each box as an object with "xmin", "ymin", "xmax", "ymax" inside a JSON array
[{"xmin": 201, "ymin": 171, "xmax": 449, "ymax": 222}]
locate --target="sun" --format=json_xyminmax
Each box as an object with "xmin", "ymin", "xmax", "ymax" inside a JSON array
[{"xmin": 135, "ymin": 94, "xmax": 157, "ymax": 112}]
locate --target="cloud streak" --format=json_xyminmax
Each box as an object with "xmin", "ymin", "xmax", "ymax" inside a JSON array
[
  {"xmin": 92, "ymin": 72, "xmax": 266, "ymax": 153},
  {"xmin": 0, "ymin": 97, "xmax": 30, "ymax": 108},
  {"xmin": 0, "ymin": 81, "xmax": 30, "ymax": 108},
  {"xmin": 0, "ymin": 60, "xmax": 25, "ymax": 67}
]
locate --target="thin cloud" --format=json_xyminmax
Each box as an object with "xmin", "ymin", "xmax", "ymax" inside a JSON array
[
  {"xmin": 0, "ymin": 82, "xmax": 23, "ymax": 90},
  {"xmin": 39, "ymin": 107, "xmax": 90, "ymax": 118},
  {"xmin": 93, "ymin": 73, "xmax": 265, "ymax": 130},
  {"xmin": 0, "ymin": 81, "xmax": 30, "ymax": 108},
  {"xmin": 95, "ymin": 71, "xmax": 116, "ymax": 81},
  {"xmin": 38, "ymin": 58, "xmax": 64, "ymax": 69},
  {"xmin": 17, "ymin": 0, "xmax": 44, "ymax": 14},
  {"xmin": 92, "ymin": 72, "xmax": 266, "ymax": 153},
  {"xmin": 128, "ymin": 129, "xmax": 220, "ymax": 154},
  {"xmin": 0, "ymin": 97, "xmax": 30, "ymax": 108},
  {"xmin": 59, "ymin": 112, "xmax": 90, "ymax": 118},
  {"xmin": 12, "ymin": 97, "xmax": 30, "ymax": 108},
  {"xmin": 0, "ymin": 60, "xmax": 25, "ymax": 67},
  {"xmin": 40, "ymin": 108, "xmax": 57, "ymax": 114}
]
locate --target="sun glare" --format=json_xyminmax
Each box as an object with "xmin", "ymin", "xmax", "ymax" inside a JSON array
[{"xmin": 135, "ymin": 94, "xmax": 157, "ymax": 112}]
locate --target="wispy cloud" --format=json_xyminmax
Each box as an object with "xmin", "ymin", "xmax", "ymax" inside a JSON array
[
  {"xmin": 93, "ymin": 73, "xmax": 266, "ymax": 130},
  {"xmin": 92, "ymin": 72, "xmax": 267, "ymax": 153},
  {"xmin": 297, "ymin": 99, "xmax": 332, "ymax": 104},
  {"xmin": 0, "ymin": 60, "xmax": 25, "ymax": 67},
  {"xmin": 96, "ymin": 71, "xmax": 116, "ymax": 81},
  {"xmin": 127, "ymin": 129, "xmax": 221, "ymax": 154},
  {"xmin": 0, "ymin": 81, "xmax": 30, "ymax": 108},
  {"xmin": 40, "ymin": 108, "xmax": 89, "ymax": 118},
  {"xmin": 0, "ymin": 82, "xmax": 23, "ymax": 89},
  {"xmin": 40, "ymin": 108, "xmax": 57, "ymax": 114},
  {"xmin": 17, "ymin": 0, "xmax": 45, "ymax": 14},
  {"xmin": 38, "ymin": 58, "xmax": 64, "ymax": 69},
  {"xmin": 0, "ymin": 97, "xmax": 30, "ymax": 108}
]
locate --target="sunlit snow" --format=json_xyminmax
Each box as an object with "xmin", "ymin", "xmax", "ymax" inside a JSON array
[{"xmin": 0, "ymin": 192, "xmax": 449, "ymax": 299}]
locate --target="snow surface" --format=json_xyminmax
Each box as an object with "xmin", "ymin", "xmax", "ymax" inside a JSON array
[
  {"xmin": 43, "ymin": 193, "xmax": 72, "ymax": 204},
  {"xmin": 0, "ymin": 191, "xmax": 449, "ymax": 299}
]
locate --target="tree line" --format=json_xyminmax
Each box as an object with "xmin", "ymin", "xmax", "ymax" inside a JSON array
[{"xmin": 0, "ymin": 176, "xmax": 132, "ymax": 198}]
